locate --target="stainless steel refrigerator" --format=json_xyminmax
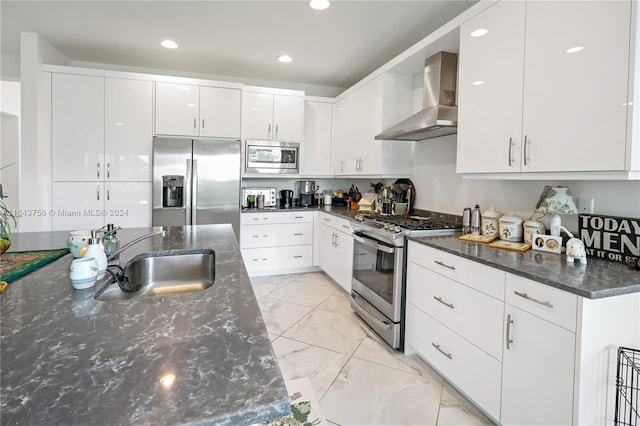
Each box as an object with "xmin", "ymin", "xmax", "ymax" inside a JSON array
[{"xmin": 152, "ymin": 137, "xmax": 241, "ymax": 238}]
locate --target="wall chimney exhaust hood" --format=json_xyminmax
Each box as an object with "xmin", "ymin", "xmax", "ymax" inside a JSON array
[{"xmin": 375, "ymin": 51, "xmax": 458, "ymax": 141}]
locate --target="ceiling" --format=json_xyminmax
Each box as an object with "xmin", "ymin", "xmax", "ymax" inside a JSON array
[{"xmin": 1, "ymin": 1, "xmax": 477, "ymax": 93}]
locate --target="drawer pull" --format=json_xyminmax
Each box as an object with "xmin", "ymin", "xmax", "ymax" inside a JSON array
[
  {"xmin": 434, "ymin": 260, "xmax": 455, "ymax": 270},
  {"xmin": 514, "ymin": 291, "xmax": 554, "ymax": 309},
  {"xmin": 431, "ymin": 343, "xmax": 453, "ymax": 360},
  {"xmin": 341, "ymin": 224, "xmax": 350, "ymax": 230},
  {"xmin": 291, "ymin": 233, "xmax": 303, "ymax": 236},
  {"xmin": 323, "ymin": 218, "xmax": 331, "ymax": 222},
  {"xmin": 506, "ymin": 314, "xmax": 514, "ymax": 350},
  {"xmin": 290, "ymin": 255, "xmax": 303, "ymax": 259},
  {"xmin": 291, "ymin": 216, "xmax": 304, "ymax": 219},
  {"xmin": 433, "ymin": 296, "xmax": 454, "ymax": 309}
]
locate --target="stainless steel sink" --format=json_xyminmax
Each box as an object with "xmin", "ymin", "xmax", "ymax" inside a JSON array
[{"xmin": 94, "ymin": 249, "xmax": 215, "ymax": 301}]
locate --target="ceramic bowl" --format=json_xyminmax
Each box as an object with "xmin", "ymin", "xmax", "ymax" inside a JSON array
[{"xmin": 67, "ymin": 230, "xmax": 92, "ymax": 258}]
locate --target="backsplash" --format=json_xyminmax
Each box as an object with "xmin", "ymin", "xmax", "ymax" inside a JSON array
[{"xmin": 410, "ymin": 134, "xmax": 640, "ymax": 233}]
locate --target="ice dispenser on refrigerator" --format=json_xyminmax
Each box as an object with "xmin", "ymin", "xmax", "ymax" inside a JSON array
[{"xmin": 162, "ymin": 175, "xmax": 184, "ymax": 208}]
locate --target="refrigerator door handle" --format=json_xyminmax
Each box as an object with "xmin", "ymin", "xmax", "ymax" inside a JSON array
[
  {"xmin": 192, "ymin": 159, "xmax": 198, "ymax": 225},
  {"xmin": 185, "ymin": 159, "xmax": 193, "ymax": 225}
]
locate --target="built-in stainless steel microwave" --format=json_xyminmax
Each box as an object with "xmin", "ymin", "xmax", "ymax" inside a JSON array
[{"xmin": 244, "ymin": 140, "xmax": 299, "ymax": 174}]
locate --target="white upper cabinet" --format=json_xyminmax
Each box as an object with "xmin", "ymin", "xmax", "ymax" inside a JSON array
[
  {"xmin": 331, "ymin": 74, "xmax": 414, "ymax": 176},
  {"xmin": 241, "ymin": 88, "xmax": 304, "ymax": 141},
  {"xmin": 458, "ymin": 0, "xmax": 633, "ymax": 175},
  {"xmin": 155, "ymin": 82, "xmax": 241, "ymax": 138},
  {"xmin": 52, "ymin": 73, "xmax": 105, "ymax": 181},
  {"xmin": 457, "ymin": 1, "xmax": 525, "ymax": 173},
  {"xmin": 302, "ymin": 100, "xmax": 333, "ymax": 176},
  {"xmin": 199, "ymin": 86, "xmax": 241, "ymax": 138},
  {"xmin": 105, "ymin": 78, "xmax": 153, "ymax": 181}
]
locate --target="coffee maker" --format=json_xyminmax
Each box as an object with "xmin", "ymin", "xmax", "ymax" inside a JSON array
[{"xmin": 296, "ymin": 180, "xmax": 316, "ymax": 207}]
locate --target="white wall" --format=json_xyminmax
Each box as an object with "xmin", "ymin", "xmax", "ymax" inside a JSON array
[
  {"xmin": 410, "ymin": 135, "xmax": 640, "ymax": 232},
  {"xmin": 69, "ymin": 60, "xmax": 346, "ymax": 98},
  {"xmin": 19, "ymin": 32, "xmax": 69, "ymax": 231}
]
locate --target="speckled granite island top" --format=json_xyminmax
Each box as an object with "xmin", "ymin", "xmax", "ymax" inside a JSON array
[
  {"xmin": 1, "ymin": 225, "xmax": 289, "ymax": 425},
  {"xmin": 408, "ymin": 234, "xmax": 640, "ymax": 299}
]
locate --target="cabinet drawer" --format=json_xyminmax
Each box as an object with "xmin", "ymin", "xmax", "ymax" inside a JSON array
[
  {"xmin": 241, "ymin": 245, "xmax": 312, "ymax": 274},
  {"xmin": 407, "ymin": 261, "xmax": 504, "ymax": 361},
  {"xmin": 406, "ymin": 304, "xmax": 502, "ymax": 420},
  {"xmin": 408, "ymin": 241, "xmax": 505, "ymax": 300},
  {"xmin": 505, "ymin": 274, "xmax": 577, "ymax": 332},
  {"xmin": 240, "ymin": 223, "xmax": 313, "ymax": 248},
  {"xmin": 241, "ymin": 211, "xmax": 314, "ymax": 225},
  {"xmin": 318, "ymin": 213, "xmax": 352, "ymax": 234}
]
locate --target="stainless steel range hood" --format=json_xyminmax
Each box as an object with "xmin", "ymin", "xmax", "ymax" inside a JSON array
[{"xmin": 375, "ymin": 51, "xmax": 458, "ymax": 141}]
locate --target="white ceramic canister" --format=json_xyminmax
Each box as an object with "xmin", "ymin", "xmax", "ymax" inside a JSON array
[
  {"xmin": 499, "ymin": 213, "xmax": 524, "ymax": 242},
  {"xmin": 523, "ymin": 219, "xmax": 546, "ymax": 244},
  {"xmin": 481, "ymin": 206, "xmax": 502, "ymax": 238}
]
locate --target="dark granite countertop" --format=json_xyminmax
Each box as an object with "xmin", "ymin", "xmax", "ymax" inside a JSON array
[
  {"xmin": 407, "ymin": 234, "xmax": 640, "ymax": 299},
  {"xmin": 1, "ymin": 225, "xmax": 289, "ymax": 425},
  {"xmin": 238, "ymin": 206, "xmax": 640, "ymax": 299}
]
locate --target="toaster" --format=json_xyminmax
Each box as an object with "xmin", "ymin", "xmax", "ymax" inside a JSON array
[{"xmin": 242, "ymin": 187, "xmax": 277, "ymax": 208}]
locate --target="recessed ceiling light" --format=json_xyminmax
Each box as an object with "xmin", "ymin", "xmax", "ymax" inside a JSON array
[
  {"xmin": 309, "ymin": 0, "xmax": 330, "ymax": 10},
  {"xmin": 161, "ymin": 39, "xmax": 178, "ymax": 49},
  {"xmin": 566, "ymin": 46, "xmax": 583, "ymax": 53},
  {"xmin": 472, "ymin": 80, "xmax": 485, "ymax": 86},
  {"xmin": 470, "ymin": 28, "xmax": 488, "ymax": 37},
  {"xmin": 278, "ymin": 54, "xmax": 293, "ymax": 63}
]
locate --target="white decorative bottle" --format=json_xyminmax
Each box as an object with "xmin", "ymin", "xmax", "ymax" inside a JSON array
[{"xmin": 83, "ymin": 230, "xmax": 107, "ymax": 280}]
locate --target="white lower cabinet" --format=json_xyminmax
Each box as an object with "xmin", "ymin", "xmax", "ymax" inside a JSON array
[
  {"xmin": 406, "ymin": 241, "xmax": 640, "ymax": 425},
  {"xmin": 317, "ymin": 212, "xmax": 353, "ymax": 292},
  {"xmin": 501, "ymin": 305, "xmax": 575, "ymax": 426},
  {"xmin": 240, "ymin": 211, "xmax": 314, "ymax": 276}
]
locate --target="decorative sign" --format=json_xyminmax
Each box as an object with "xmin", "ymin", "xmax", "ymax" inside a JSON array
[{"xmin": 578, "ymin": 214, "xmax": 640, "ymax": 264}]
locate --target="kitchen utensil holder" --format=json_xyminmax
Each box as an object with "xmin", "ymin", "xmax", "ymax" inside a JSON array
[{"xmin": 615, "ymin": 346, "xmax": 639, "ymax": 426}]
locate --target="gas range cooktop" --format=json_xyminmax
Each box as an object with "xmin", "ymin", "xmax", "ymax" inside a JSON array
[{"xmin": 352, "ymin": 214, "xmax": 461, "ymax": 246}]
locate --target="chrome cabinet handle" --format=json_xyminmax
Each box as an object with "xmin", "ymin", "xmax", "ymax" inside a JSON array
[
  {"xmin": 506, "ymin": 314, "xmax": 514, "ymax": 350},
  {"xmin": 107, "ymin": 162, "xmax": 110, "ymax": 179},
  {"xmin": 202, "ymin": 119, "xmax": 205, "ymax": 131},
  {"xmin": 508, "ymin": 137, "xmax": 514, "ymax": 167},
  {"xmin": 341, "ymin": 224, "xmax": 350, "ymax": 230},
  {"xmin": 514, "ymin": 291, "xmax": 554, "ymax": 309},
  {"xmin": 434, "ymin": 260, "xmax": 455, "ymax": 270},
  {"xmin": 275, "ymin": 124, "xmax": 279, "ymax": 139},
  {"xmin": 268, "ymin": 123, "xmax": 272, "ymax": 138},
  {"xmin": 433, "ymin": 296, "xmax": 454, "ymax": 309},
  {"xmin": 291, "ymin": 216, "xmax": 304, "ymax": 219},
  {"xmin": 97, "ymin": 162, "xmax": 100, "ymax": 179},
  {"xmin": 107, "ymin": 185, "xmax": 110, "ymax": 201},
  {"xmin": 523, "ymin": 135, "xmax": 530, "ymax": 166},
  {"xmin": 96, "ymin": 185, "xmax": 100, "ymax": 201},
  {"xmin": 290, "ymin": 255, "xmax": 303, "ymax": 259},
  {"xmin": 432, "ymin": 343, "xmax": 453, "ymax": 360},
  {"xmin": 290, "ymin": 233, "xmax": 303, "ymax": 236},
  {"xmin": 340, "ymin": 160, "xmax": 344, "ymax": 173},
  {"xmin": 193, "ymin": 118, "xmax": 197, "ymax": 130},
  {"xmin": 323, "ymin": 218, "xmax": 331, "ymax": 222}
]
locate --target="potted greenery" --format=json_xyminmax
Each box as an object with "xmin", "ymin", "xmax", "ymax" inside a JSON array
[{"xmin": 0, "ymin": 167, "xmax": 16, "ymax": 255}]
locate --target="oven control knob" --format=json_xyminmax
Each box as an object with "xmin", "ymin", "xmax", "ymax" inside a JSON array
[
  {"xmin": 384, "ymin": 223, "xmax": 389, "ymax": 230},
  {"xmin": 394, "ymin": 226, "xmax": 401, "ymax": 233}
]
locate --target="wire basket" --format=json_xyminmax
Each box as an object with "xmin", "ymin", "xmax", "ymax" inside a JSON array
[{"xmin": 616, "ymin": 347, "xmax": 640, "ymax": 426}]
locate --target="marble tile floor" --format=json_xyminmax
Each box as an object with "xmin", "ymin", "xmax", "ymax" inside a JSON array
[{"xmin": 251, "ymin": 272, "xmax": 496, "ymax": 426}]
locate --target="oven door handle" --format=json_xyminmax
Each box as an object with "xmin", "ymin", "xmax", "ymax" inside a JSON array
[
  {"xmin": 351, "ymin": 292, "xmax": 394, "ymax": 331},
  {"xmin": 353, "ymin": 233, "xmax": 395, "ymax": 254}
]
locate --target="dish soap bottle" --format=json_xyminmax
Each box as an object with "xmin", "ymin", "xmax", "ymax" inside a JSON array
[
  {"xmin": 103, "ymin": 223, "xmax": 120, "ymax": 265},
  {"xmin": 83, "ymin": 230, "xmax": 107, "ymax": 280}
]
